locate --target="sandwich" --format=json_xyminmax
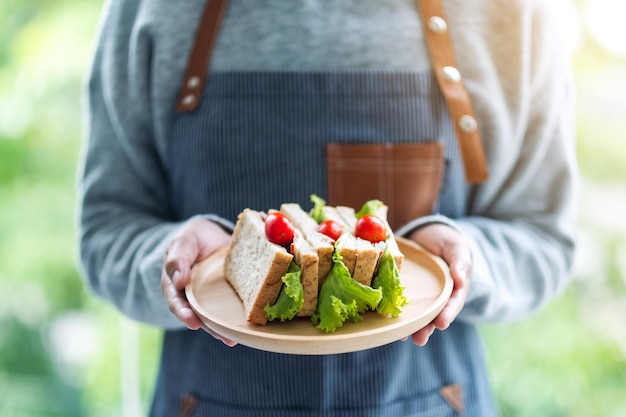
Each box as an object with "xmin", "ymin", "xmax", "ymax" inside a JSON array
[{"xmin": 223, "ymin": 196, "xmax": 408, "ymax": 332}]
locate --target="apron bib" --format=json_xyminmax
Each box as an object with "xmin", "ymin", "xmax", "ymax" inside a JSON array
[
  {"xmin": 152, "ymin": 1, "xmax": 496, "ymax": 416},
  {"xmin": 167, "ymin": 70, "xmax": 467, "ymax": 226}
]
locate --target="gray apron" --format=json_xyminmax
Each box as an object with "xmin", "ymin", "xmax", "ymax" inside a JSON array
[{"xmin": 151, "ymin": 2, "xmax": 497, "ymax": 417}]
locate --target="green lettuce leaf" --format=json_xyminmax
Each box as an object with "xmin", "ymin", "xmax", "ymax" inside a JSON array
[
  {"xmin": 355, "ymin": 199, "xmax": 384, "ymax": 218},
  {"xmin": 372, "ymin": 246, "xmax": 407, "ymax": 317},
  {"xmin": 310, "ymin": 194, "xmax": 327, "ymax": 223},
  {"xmin": 264, "ymin": 262, "xmax": 304, "ymax": 322},
  {"xmin": 312, "ymin": 251, "xmax": 383, "ymax": 332}
]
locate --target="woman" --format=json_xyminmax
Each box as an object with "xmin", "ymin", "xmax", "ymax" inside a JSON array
[{"xmin": 78, "ymin": 0, "xmax": 577, "ymax": 415}]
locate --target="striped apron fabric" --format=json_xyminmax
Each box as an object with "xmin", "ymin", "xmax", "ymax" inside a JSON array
[
  {"xmin": 167, "ymin": 71, "xmax": 468, "ymax": 223},
  {"xmin": 152, "ymin": 70, "xmax": 497, "ymax": 416}
]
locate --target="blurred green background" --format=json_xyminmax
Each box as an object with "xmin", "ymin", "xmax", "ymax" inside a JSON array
[{"xmin": 0, "ymin": 0, "xmax": 625, "ymax": 416}]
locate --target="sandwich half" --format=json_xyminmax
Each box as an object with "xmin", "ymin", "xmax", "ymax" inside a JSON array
[{"xmin": 224, "ymin": 209, "xmax": 293, "ymax": 325}]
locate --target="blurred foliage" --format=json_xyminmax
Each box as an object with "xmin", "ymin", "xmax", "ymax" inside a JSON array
[
  {"xmin": 0, "ymin": 1, "xmax": 160, "ymax": 416},
  {"xmin": 0, "ymin": 0, "xmax": 625, "ymax": 416}
]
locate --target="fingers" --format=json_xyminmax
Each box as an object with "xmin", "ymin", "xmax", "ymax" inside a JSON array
[
  {"xmin": 410, "ymin": 323, "xmax": 436, "ymax": 346},
  {"xmin": 443, "ymin": 238, "xmax": 472, "ymax": 292},
  {"xmin": 409, "ymin": 284, "xmax": 468, "ymax": 345},
  {"xmin": 408, "ymin": 290, "xmax": 465, "ymax": 346},
  {"xmin": 408, "ymin": 288, "xmax": 467, "ymax": 346},
  {"xmin": 432, "ymin": 279, "xmax": 470, "ymax": 330},
  {"xmin": 408, "ymin": 223, "xmax": 473, "ymax": 345},
  {"xmin": 433, "ymin": 236, "xmax": 471, "ymax": 331},
  {"xmin": 161, "ymin": 270, "xmax": 204, "ymax": 330},
  {"xmin": 161, "ymin": 271, "xmax": 237, "ymax": 346},
  {"xmin": 415, "ymin": 223, "xmax": 471, "ymax": 290},
  {"xmin": 160, "ymin": 217, "xmax": 235, "ymax": 346},
  {"xmin": 163, "ymin": 217, "xmax": 232, "ymax": 290},
  {"xmin": 199, "ymin": 324, "xmax": 238, "ymax": 347},
  {"xmin": 164, "ymin": 232, "xmax": 198, "ymax": 291}
]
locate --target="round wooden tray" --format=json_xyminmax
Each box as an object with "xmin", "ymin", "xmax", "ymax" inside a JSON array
[{"xmin": 186, "ymin": 237, "xmax": 452, "ymax": 355}]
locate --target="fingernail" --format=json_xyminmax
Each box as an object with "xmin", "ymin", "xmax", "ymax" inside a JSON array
[{"xmin": 172, "ymin": 270, "xmax": 181, "ymax": 285}]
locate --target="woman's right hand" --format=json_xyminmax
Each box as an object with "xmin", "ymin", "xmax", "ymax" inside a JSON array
[{"xmin": 161, "ymin": 216, "xmax": 236, "ymax": 346}]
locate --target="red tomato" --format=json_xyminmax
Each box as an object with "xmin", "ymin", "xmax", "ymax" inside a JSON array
[
  {"xmin": 354, "ymin": 214, "xmax": 387, "ymax": 243},
  {"xmin": 265, "ymin": 212, "xmax": 295, "ymax": 246},
  {"xmin": 318, "ymin": 219, "xmax": 343, "ymax": 241}
]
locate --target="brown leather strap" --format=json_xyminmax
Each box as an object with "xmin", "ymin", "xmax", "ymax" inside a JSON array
[
  {"xmin": 176, "ymin": 0, "xmax": 228, "ymax": 112},
  {"xmin": 417, "ymin": 0, "xmax": 489, "ymax": 183}
]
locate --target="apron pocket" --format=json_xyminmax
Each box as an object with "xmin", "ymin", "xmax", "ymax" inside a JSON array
[{"xmin": 326, "ymin": 142, "xmax": 444, "ymax": 230}]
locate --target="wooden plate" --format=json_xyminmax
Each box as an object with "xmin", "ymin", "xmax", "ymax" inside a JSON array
[{"xmin": 186, "ymin": 237, "xmax": 452, "ymax": 355}]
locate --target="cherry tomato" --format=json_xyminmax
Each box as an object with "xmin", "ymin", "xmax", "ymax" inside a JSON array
[
  {"xmin": 265, "ymin": 212, "xmax": 295, "ymax": 246},
  {"xmin": 354, "ymin": 214, "xmax": 387, "ymax": 243},
  {"xmin": 318, "ymin": 219, "xmax": 343, "ymax": 241}
]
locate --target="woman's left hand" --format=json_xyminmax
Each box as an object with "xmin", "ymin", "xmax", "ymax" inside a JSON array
[{"xmin": 407, "ymin": 223, "xmax": 472, "ymax": 346}]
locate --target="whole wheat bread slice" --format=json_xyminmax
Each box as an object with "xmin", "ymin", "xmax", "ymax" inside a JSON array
[
  {"xmin": 291, "ymin": 229, "xmax": 319, "ymax": 317},
  {"xmin": 280, "ymin": 203, "xmax": 334, "ymax": 289}
]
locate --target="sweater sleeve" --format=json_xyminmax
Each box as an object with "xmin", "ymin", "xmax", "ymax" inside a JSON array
[
  {"xmin": 449, "ymin": 1, "xmax": 578, "ymax": 323},
  {"xmin": 77, "ymin": 0, "xmax": 215, "ymax": 329}
]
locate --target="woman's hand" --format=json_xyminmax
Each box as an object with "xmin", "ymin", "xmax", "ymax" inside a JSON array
[
  {"xmin": 161, "ymin": 216, "xmax": 236, "ymax": 346},
  {"xmin": 408, "ymin": 223, "xmax": 472, "ymax": 346}
]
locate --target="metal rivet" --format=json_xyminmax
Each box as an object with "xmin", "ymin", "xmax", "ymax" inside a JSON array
[
  {"xmin": 459, "ymin": 115, "xmax": 478, "ymax": 133},
  {"xmin": 182, "ymin": 94, "xmax": 196, "ymax": 107},
  {"xmin": 442, "ymin": 66, "xmax": 461, "ymax": 83},
  {"xmin": 428, "ymin": 16, "xmax": 448, "ymax": 33},
  {"xmin": 187, "ymin": 76, "xmax": 201, "ymax": 89}
]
